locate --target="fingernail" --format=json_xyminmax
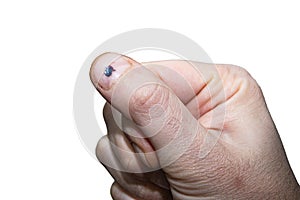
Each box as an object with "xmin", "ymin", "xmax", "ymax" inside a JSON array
[{"xmin": 90, "ymin": 53, "xmax": 134, "ymax": 90}]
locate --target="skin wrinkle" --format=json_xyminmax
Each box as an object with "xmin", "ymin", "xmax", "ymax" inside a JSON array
[
  {"xmin": 129, "ymin": 84, "xmax": 168, "ymax": 126},
  {"xmin": 164, "ymin": 132, "xmax": 231, "ymax": 196},
  {"xmin": 109, "ymin": 169, "xmax": 172, "ymax": 200},
  {"xmin": 129, "ymin": 84, "xmax": 184, "ymax": 148},
  {"xmin": 186, "ymin": 65, "xmax": 248, "ymax": 122},
  {"xmin": 185, "ymin": 77, "xmax": 212, "ymax": 109},
  {"xmin": 196, "ymin": 85, "xmax": 224, "ymax": 119},
  {"xmin": 169, "ymin": 108, "xmax": 278, "ymax": 198},
  {"xmin": 186, "ymin": 84, "xmax": 217, "ymax": 119},
  {"xmin": 144, "ymin": 60, "xmax": 206, "ymax": 103}
]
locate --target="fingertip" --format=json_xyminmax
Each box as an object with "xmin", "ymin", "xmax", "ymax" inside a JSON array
[
  {"xmin": 111, "ymin": 182, "xmax": 135, "ymax": 200},
  {"xmin": 95, "ymin": 135, "xmax": 109, "ymax": 162},
  {"xmin": 90, "ymin": 52, "xmax": 138, "ymax": 92}
]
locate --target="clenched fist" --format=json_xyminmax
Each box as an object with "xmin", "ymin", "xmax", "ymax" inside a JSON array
[{"xmin": 89, "ymin": 53, "xmax": 300, "ymax": 199}]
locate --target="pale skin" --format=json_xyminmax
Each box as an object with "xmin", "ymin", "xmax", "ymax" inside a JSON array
[{"xmin": 89, "ymin": 53, "xmax": 300, "ymax": 199}]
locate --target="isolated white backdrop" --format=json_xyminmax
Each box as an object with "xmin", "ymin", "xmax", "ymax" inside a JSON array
[{"xmin": 0, "ymin": 1, "xmax": 299, "ymax": 199}]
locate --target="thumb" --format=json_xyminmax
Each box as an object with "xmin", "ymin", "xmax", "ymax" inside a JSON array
[{"xmin": 90, "ymin": 52, "xmax": 207, "ymax": 167}]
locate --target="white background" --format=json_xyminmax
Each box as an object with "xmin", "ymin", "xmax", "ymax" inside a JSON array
[{"xmin": 1, "ymin": 1, "xmax": 299, "ymax": 199}]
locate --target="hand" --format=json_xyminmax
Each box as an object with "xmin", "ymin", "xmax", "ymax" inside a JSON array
[{"xmin": 89, "ymin": 53, "xmax": 300, "ymax": 199}]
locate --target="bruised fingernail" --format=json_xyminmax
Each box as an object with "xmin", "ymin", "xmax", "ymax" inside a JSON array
[
  {"xmin": 104, "ymin": 65, "xmax": 115, "ymax": 77},
  {"xmin": 90, "ymin": 53, "xmax": 134, "ymax": 90}
]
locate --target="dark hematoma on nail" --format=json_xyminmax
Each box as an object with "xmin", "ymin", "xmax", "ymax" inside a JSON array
[{"xmin": 104, "ymin": 65, "xmax": 115, "ymax": 77}]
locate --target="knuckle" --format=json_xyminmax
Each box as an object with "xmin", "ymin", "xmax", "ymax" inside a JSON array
[
  {"xmin": 95, "ymin": 136, "xmax": 108, "ymax": 162},
  {"xmin": 228, "ymin": 65, "xmax": 260, "ymax": 88},
  {"xmin": 132, "ymin": 84, "xmax": 169, "ymax": 108},
  {"xmin": 234, "ymin": 66, "xmax": 263, "ymax": 101},
  {"xmin": 110, "ymin": 182, "xmax": 123, "ymax": 200},
  {"xmin": 102, "ymin": 103, "xmax": 112, "ymax": 122},
  {"xmin": 218, "ymin": 64, "xmax": 263, "ymax": 101},
  {"xmin": 110, "ymin": 183, "xmax": 117, "ymax": 199},
  {"xmin": 129, "ymin": 84, "xmax": 171, "ymax": 126}
]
